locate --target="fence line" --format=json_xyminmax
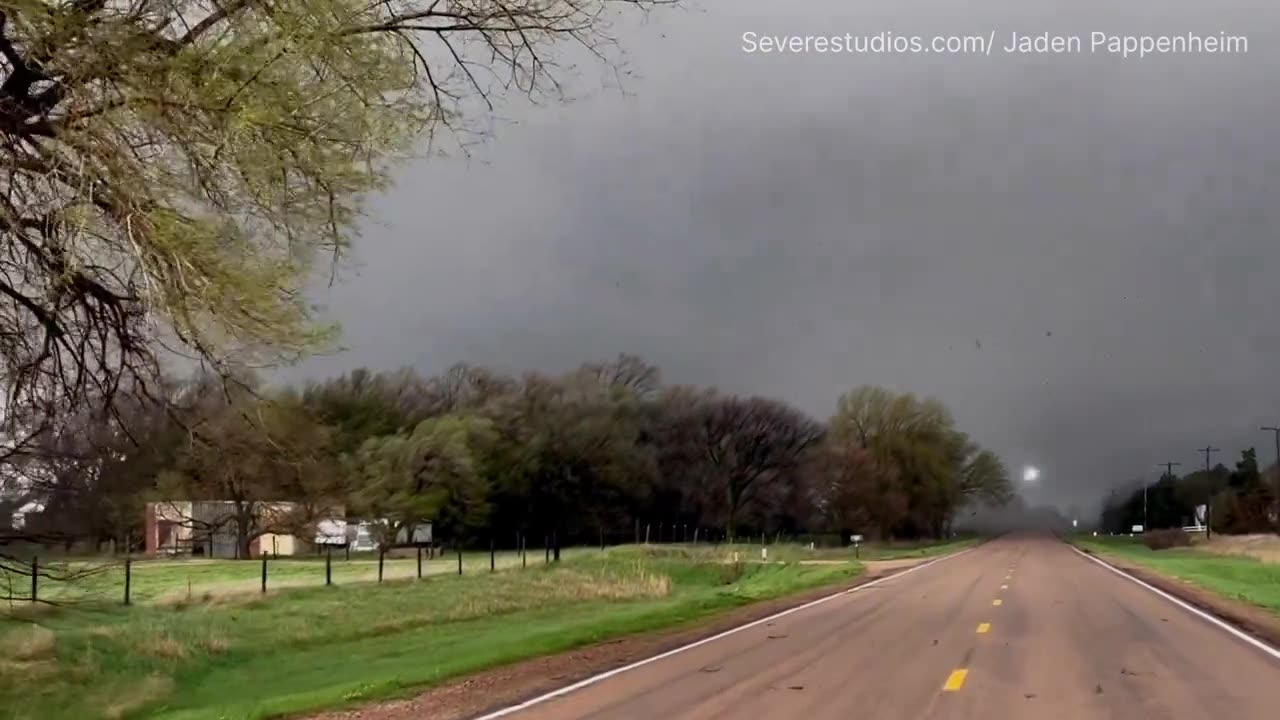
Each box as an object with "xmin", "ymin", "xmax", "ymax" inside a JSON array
[{"xmin": 12, "ymin": 527, "xmax": 847, "ymax": 607}]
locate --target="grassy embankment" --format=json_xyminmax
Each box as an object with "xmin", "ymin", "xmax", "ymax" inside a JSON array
[
  {"xmin": 0, "ymin": 539, "xmax": 970, "ymax": 720},
  {"xmin": 1074, "ymin": 535, "xmax": 1280, "ymax": 615}
]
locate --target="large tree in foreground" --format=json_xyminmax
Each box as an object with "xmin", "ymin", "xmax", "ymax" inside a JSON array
[{"xmin": 0, "ymin": 0, "xmax": 674, "ymax": 457}]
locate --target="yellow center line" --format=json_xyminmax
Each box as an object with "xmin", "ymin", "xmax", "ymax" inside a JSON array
[
  {"xmin": 943, "ymin": 669, "xmax": 969, "ymax": 691},
  {"xmin": 993, "ymin": 598, "xmax": 1003, "ymax": 606},
  {"xmin": 976, "ymin": 622, "xmax": 990, "ymax": 634}
]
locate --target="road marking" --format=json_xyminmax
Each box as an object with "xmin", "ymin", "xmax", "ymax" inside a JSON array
[
  {"xmin": 1071, "ymin": 547, "xmax": 1280, "ymax": 662},
  {"xmin": 470, "ymin": 547, "xmax": 979, "ymax": 719},
  {"xmin": 943, "ymin": 669, "xmax": 969, "ymax": 691},
  {"xmin": 977, "ymin": 623, "xmax": 990, "ymax": 634},
  {"xmin": 1000, "ymin": 584, "xmax": 1008, "ymax": 590},
  {"xmin": 993, "ymin": 599, "xmax": 1003, "ymax": 606}
]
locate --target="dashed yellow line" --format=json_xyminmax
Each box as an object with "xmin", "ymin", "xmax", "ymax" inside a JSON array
[
  {"xmin": 943, "ymin": 669, "xmax": 969, "ymax": 691},
  {"xmin": 993, "ymin": 598, "xmax": 1003, "ymax": 606},
  {"xmin": 976, "ymin": 622, "xmax": 991, "ymax": 634}
]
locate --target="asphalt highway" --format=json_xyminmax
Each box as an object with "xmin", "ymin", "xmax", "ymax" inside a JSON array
[{"xmin": 483, "ymin": 534, "xmax": 1280, "ymax": 720}]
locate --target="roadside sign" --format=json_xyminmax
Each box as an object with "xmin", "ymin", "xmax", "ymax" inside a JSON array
[
  {"xmin": 1131, "ymin": 524, "xmax": 1144, "ymax": 533},
  {"xmin": 850, "ymin": 534, "xmax": 863, "ymax": 544}
]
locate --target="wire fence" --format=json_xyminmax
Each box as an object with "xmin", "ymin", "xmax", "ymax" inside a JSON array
[{"xmin": 2, "ymin": 525, "xmax": 866, "ymax": 609}]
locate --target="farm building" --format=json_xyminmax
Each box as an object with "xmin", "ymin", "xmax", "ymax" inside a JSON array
[
  {"xmin": 143, "ymin": 501, "xmax": 316, "ymax": 558},
  {"xmin": 314, "ymin": 518, "xmax": 432, "ymax": 551}
]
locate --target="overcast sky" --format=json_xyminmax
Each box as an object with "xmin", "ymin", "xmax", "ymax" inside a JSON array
[{"xmin": 284, "ymin": 0, "xmax": 1280, "ymax": 513}]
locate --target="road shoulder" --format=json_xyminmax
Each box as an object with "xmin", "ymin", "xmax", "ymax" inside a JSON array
[
  {"xmin": 300, "ymin": 559, "xmax": 931, "ymax": 720},
  {"xmin": 1076, "ymin": 546, "xmax": 1280, "ymax": 650}
]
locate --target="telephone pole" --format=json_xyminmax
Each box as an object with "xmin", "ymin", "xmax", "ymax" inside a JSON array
[
  {"xmin": 1198, "ymin": 445, "xmax": 1220, "ymax": 540},
  {"xmin": 1152, "ymin": 463, "xmax": 1181, "ymax": 530}
]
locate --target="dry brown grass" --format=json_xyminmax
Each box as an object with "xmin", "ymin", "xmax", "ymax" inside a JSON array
[
  {"xmin": 101, "ymin": 674, "xmax": 174, "ymax": 720},
  {"xmin": 1, "ymin": 623, "xmax": 56, "ymax": 661},
  {"xmin": 1202, "ymin": 534, "xmax": 1280, "ymax": 563},
  {"xmin": 0, "ymin": 624, "xmax": 57, "ymax": 683},
  {"xmin": 201, "ymin": 632, "xmax": 231, "ymax": 655},
  {"xmin": 363, "ymin": 565, "xmax": 674, "ymax": 633},
  {"xmin": 134, "ymin": 633, "xmax": 187, "ymax": 659}
]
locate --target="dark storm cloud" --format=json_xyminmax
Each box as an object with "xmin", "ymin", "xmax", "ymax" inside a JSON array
[{"xmin": 287, "ymin": 0, "xmax": 1280, "ymax": 513}]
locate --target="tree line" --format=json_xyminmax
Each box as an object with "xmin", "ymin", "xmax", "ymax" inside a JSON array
[
  {"xmin": 1099, "ymin": 449, "xmax": 1280, "ymax": 535},
  {"xmin": 6, "ymin": 356, "xmax": 1014, "ymax": 559}
]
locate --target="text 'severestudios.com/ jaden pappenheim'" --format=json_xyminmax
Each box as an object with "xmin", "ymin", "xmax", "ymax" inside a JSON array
[{"xmin": 740, "ymin": 31, "xmax": 1248, "ymax": 59}]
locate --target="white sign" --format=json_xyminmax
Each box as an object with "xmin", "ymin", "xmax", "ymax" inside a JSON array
[
  {"xmin": 1131, "ymin": 524, "xmax": 1144, "ymax": 533},
  {"xmin": 850, "ymin": 534, "xmax": 863, "ymax": 544},
  {"xmin": 1072, "ymin": 519, "xmax": 1078, "ymax": 528}
]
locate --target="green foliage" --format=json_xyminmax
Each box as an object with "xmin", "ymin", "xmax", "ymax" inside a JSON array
[
  {"xmin": 826, "ymin": 385, "xmax": 1012, "ymax": 539},
  {"xmin": 0, "ymin": 0, "xmax": 675, "ymax": 462},
  {"xmin": 348, "ymin": 413, "xmax": 496, "ymax": 543}
]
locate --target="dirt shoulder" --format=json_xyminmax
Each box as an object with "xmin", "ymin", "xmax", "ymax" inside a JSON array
[
  {"xmin": 1081, "ymin": 549, "xmax": 1280, "ymax": 650},
  {"xmin": 300, "ymin": 559, "xmax": 929, "ymax": 720}
]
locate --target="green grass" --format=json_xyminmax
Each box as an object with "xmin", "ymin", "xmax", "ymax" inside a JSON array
[
  {"xmin": 1074, "ymin": 536, "xmax": 1280, "ymax": 614},
  {"xmin": 21, "ymin": 549, "xmax": 593, "ymax": 605},
  {"xmin": 0, "ymin": 546, "xmax": 866, "ymax": 720}
]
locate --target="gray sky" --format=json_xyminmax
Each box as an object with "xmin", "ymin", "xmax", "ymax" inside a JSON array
[{"xmin": 286, "ymin": 0, "xmax": 1280, "ymax": 513}]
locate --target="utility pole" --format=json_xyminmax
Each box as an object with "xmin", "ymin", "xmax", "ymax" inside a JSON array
[
  {"xmin": 1198, "ymin": 445, "xmax": 1220, "ymax": 540},
  {"xmin": 1151, "ymin": 463, "xmax": 1180, "ymax": 531}
]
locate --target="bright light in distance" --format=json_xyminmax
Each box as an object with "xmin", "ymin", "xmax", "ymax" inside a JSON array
[{"xmin": 1022, "ymin": 466, "xmax": 1040, "ymax": 482}]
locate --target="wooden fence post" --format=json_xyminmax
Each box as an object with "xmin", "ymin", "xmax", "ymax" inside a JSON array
[
  {"xmin": 261, "ymin": 555, "xmax": 267, "ymax": 594},
  {"xmin": 417, "ymin": 547, "xmax": 423, "ymax": 579},
  {"xmin": 325, "ymin": 546, "xmax": 332, "ymax": 586},
  {"xmin": 123, "ymin": 558, "xmax": 132, "ymax": 606},
  {"xmin": 378, "ymin": 549, "xmax": 385, "ymax": 583},
  {"xmin": 490, "ymin": 539, "xmax": 495, "ymax": 573},
  {"xmin": 457, "ymin": 546, "xmax": 462, "ymax": 576},
  {"xmin": 30, "ymin": 556, "xmax": 37, "ymax": 602}
]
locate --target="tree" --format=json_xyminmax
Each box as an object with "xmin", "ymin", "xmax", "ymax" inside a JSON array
[
  {"xmin": 807, "ymin": 439, "xmax": 904, "ymax": 541},
  {"xmin": 1217, "ymin": 448, "xmax": 1277, "ymax": 533},
  {"xmin": 303, "ymin": 367, "xmax": 434, "ymax": 456},
  {"xmin": 347, "ymin": 412, "xmax": 495, "ymax": 547},
  {"xmin": 828, "ymin": 385, "xmax": 1009, "ymax": 538},
  {"xmin": 486, "ymin": 369, "xmax": 655, "ymax": 558},
  {"xmin": 162, "ymin": 380, "xmax": 337, "ymax": 558},
  {"xmin": 693, "ymin": 395, "xmax": 823, "ymax": 539},
  {"xmin": 0, "ymin": 0, "xmax": 677, "ymax": 485}
]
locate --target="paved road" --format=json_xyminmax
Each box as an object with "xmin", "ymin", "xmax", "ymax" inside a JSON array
[{"xmin": 489, "ymin": 534, "xmax": 1280, "ymax": 720}]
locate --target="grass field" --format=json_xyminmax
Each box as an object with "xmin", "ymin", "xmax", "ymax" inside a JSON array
[
  {"xmin": 9, "ymin": 548, "xmax": 594, "ymax": 605},
  {"xmin": 1074, "ymin": 535, "xmax": 1280, "ymax": 614},
  {"xmin": 6, "ymin": 538, "xmax": 976, "ymax": 606},
  {"xmin": 0, "ymin": 544, "xmax": 871, "ymax": 720}
]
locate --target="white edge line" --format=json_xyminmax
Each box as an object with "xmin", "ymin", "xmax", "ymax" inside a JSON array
[
  {"xmin": 1071, "ymin": 546, "xmax": 1280, "ymax": 661},
  {"xmin": 470, "ymin": 546, "xmax": 977, "ymax": 720}
]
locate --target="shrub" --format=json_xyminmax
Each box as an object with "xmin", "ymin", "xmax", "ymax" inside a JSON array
[{"xmin": 1143, "ymin": 529, "xmax": 1192, "ymax": 550}]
